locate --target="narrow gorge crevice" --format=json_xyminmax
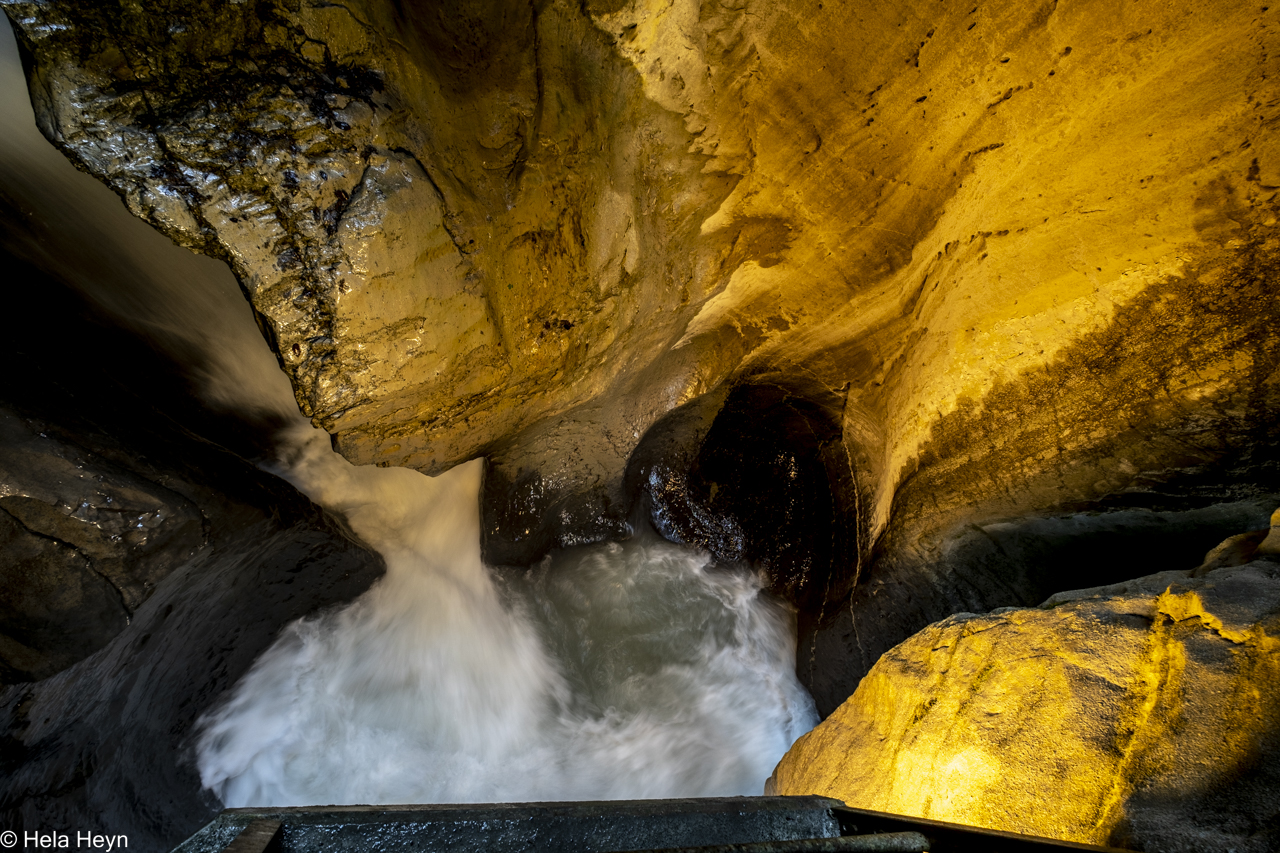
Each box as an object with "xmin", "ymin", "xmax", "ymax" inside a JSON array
[{"xmin": 2, "ymin": 0, "xmax": 1279, "ymax": 850}]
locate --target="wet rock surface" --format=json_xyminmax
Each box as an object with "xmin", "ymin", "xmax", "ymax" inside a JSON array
[
  {"xmin": 0, "ymin": 190, "xmax": 282, "ymax": 684},
  {"xmin": 0, "ymin": 501, "xmax": 127, "ymax": 681},
  {"xmin": 640, "ymin": 382, "xmax": 859, "ymax": 609},
  {"xmin": 0, "ymin": 411, "xmax": 385, "ymax": 853},
  {"xmin": 4, "ymin": 12, "xmax": 1280, "ymax": 847},
  {"xmin": 5, "ymin": 0, "xmax": 1278, "ymax": 707},
  {"xmin": 1, "ymin": 0, "xmax": 736, "ymax": 483},
  {"xmin": 771, "ymin": 561, "xmax": 1280, "ymax": 852},
  {"xmin": 0, "ymin": 409, "xmax": 206, "ymax": 680},
  {"xmin": 0, "ymin": 506, "xmax": 383, "ymax": 853},
  {"xmin": 803, "ymin": 495, "xmax": 1280, "ymax": 715}
]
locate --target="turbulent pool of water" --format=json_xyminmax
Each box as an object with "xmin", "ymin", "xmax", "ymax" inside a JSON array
[
  {"xmin": 1, "ymin": 15, "xmax": 816, "ymax": 810},
  {"xmin": 195, "ymin": 425, "xmax": 817, "ymax": 806}
]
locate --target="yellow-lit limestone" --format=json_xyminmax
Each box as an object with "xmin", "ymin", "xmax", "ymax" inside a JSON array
[
  {"xmin": 10, "ymin": 0, "xmax": 1277, "ymax": 502},
  {"xmin": 328, "ymin": 151, "xmax": 506, "ymax": 433},
  {"xmin": 598, "ymin": 0, "xmax": 1280, "ymax": 544},
  {"xmin": 3, "ymin": 0, "xmax": 1274, "ymax": 585},
  {"xmin": 769, "ymin": 563, "xmax": 1280, "ymax": 850}
]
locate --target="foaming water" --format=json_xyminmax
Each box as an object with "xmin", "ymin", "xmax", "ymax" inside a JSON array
[
  {"xmin": 197, "ymin": 426, "xmax": 817, "ymax": 805},
  {"xmin": 3, "ymin": 15, "xmax": 816, "ymax": 806}
]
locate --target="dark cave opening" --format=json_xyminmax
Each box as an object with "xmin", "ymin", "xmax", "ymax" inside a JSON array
[{"xmin": 638, "ymin": 382, "xmax": 860, "ymax": 612}]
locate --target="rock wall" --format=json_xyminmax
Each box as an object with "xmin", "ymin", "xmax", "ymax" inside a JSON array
[
  {"xmin": 0, "ymin": 283, "xmax": 385, "ymax": 850},
  {"xmin": 0, "ymin": 491, "xmax": 384, "ymax": 852},
  {"xmin": 4, "ymin": 0, "xmax": 1280, "ymax": 702},
  {"xmin": 0, "ymin": 103, "xmax": 386, "ymax": 846},
  {"xmin": 0, "ymin": 408, "xmax": 205, "ymax": 681},
  {"xmin": 769, "ymin": 563, "xmax": 1280, "ymax": 852}
]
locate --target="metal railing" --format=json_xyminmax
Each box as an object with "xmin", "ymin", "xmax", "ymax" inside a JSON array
[{"xmin": 200, "ymin": 798, "xmax": 1133, "ymax": 853}]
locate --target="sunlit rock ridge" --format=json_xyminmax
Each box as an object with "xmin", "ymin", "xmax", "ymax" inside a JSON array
[{"xmin": 4, "ymin": 0, "xmax": 1279, "ymax": 707}]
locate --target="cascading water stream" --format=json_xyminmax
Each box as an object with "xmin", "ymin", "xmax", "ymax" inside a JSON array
[
  {"xmin": 196, "ymin": 425, "xmax": 817, "ymax": 805},
  {"xmin": 1, "ymin": 14, "xmax": 817, "ymax": 808}
]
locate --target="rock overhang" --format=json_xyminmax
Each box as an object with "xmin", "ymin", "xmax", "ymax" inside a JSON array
[{"xmin": 4, "ymin": 0, "xmax": 1279, "ymax": 695}]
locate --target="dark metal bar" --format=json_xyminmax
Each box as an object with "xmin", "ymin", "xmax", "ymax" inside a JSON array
[
  {"xmin": 180, "ymin": 798, "xmax": 1140, "ymax": 853},
  {"xmin": 832, "ymin": 807, "xmax": 1134, "ymax": 853},
  {"xmin": 634, "ymin": 831, "xmax": 930, "ymax": 852},
  {"xmin": 221, "ymin": 820, "xmax": 282, "ymax": 853}
]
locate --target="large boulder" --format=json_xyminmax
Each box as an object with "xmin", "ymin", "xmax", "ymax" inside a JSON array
[{"xmin": 769, "ymin": 562, "xmax": 1280, "ymax": 852}]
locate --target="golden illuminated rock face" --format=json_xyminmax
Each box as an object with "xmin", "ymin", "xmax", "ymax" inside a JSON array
[
  {"xmin": 769, "ymin": 563, "xmax": 1280, "ymax": 850},
  {"xmin": 4, "ymin": 0, "xmax": 1280, "ymax": 697},
  {"xmin": 2, "ymin": 0, "xmax": 745, "ymax": 477}
]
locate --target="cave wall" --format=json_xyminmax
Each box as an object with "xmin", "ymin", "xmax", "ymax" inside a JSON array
[
  {"xmin": 0, "ymin": 107, "xmax": 386, "ymax": 846},
  {"xmin": 0, "ymin": 286, "xmax": 385, "ymax": 849},
  {"xmin": 4, "ymin": 0, "xmax": 1279, "ymax": 705}
]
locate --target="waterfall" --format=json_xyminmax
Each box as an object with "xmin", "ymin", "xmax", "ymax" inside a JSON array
[
  {"xmin": 2, "ymin": 14, "xmax": 817, "ymax": 808},
  {"xmin": 196, "ymin": 424, "xmax": 817, "ymax": 805}
]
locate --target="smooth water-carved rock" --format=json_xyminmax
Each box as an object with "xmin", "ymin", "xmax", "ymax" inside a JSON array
[
  {"xmin": 770, "ymin": 562, "xmax": 1280, "ymax": 852},
  {"xmin": 0, "ymin": 409, "xmax": 206, "ymax": 680},
  {"xmin": 1, "ymin": 0, "xmax": 737, "ymax": 483},
  {"xmin": 5, "ymin": 0, "xmax": 1280, "ymax": 698}
]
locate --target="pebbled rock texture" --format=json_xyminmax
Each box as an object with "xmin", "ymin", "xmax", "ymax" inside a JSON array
[
  {"xmin": 769, "ymin": 562, "xmax": 1280, "ymax": 852},
  {"xmin": 4, "ymin": 0, "xmax": 1280, "ymax": 700}
]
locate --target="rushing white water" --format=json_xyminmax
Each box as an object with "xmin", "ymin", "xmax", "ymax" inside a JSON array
[
  {"xmin": 3, "ymin": 16, "xmax": 817, "ymax": 807},
  {"xmin": 196, "ymin": 425, "xmax": 818, "ymax": 805}
]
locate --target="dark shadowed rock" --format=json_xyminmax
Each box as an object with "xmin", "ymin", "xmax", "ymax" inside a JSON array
[
  {"xmin": 639, "ymin": 381, "xmax": 859, "ymax": 610},
  {"xmin": 0, "ymin": 409, "xmax": 208, "ymax": 680}
]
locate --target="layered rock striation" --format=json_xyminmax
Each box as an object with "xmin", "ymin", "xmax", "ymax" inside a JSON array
[{"xmin": 4, "ymin": 0, "xmax": 1279, "ymax": 703}]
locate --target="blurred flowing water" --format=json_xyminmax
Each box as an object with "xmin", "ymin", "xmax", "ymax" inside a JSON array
[
  {"xmin": 1, "ymin": 15, "xmax": 816, "ymax": 808},
  {"xmin": 196, "ymin": 425, "xmax": 816, "ymax": 805}
]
